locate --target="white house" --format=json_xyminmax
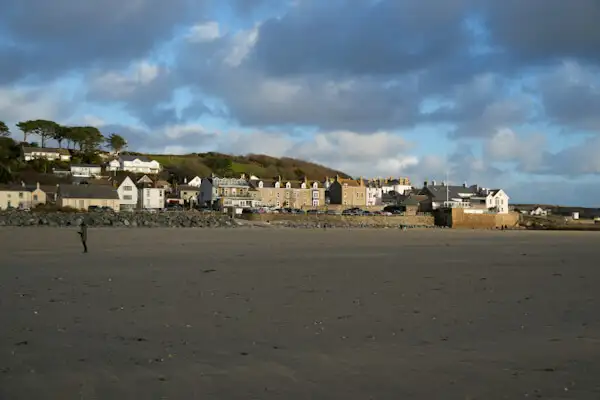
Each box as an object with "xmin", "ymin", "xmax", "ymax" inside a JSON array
[
  {"xmin": 187, "ymin": 176, "xmax": 202, "ymax": 187},
  {"xmin": 107, "ymin": 155, "xmax": 161, "ymax": 174},
  {"xmin": 530, "ymin": 207, "xmax": 549, "ymax": 216},
  {"xmin": 381, "ymin": 178, "xmax": 412, "ymax": 195},
  {"xmin": 366, "ymin": 184, "xmax": 383, "ymax": 206},
  {"xmin": 22, "ymin": 147, "xmax": 71, "ymax": 162},
  {"xmin": 116, "ymin": 176, "xmax": 138, "ymax": 211},
  {"xmin": 484, "ymin": 189, "xmax": 510, "ymax": 214},
  {"xmin": 71, "ymin": 164, "xmax": 102, "ymax": 178},
  {"xmin": 139, "ymin": 187, "xmax": 165, "ymax": 209}
]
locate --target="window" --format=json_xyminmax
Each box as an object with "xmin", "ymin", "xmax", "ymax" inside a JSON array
[
  {"xmin": 159, "ymin": 191, "xmax": 163, "ymax": 197},
  {"xmin": 124, "ymin": 186, "xmax": 132, "ymax": 191},
  {"xmin": 146, "ymin": 191, "xmax": 150, "ymax": 197},
  {"xmin": 312, "ymin": 191, "xmax": 319, "ymax": 199},
  {"xmin": 33, "ymin": 194, "xmax": 38, "ymax": 201},
  {"xmin": 124, "ymin": 195, "xmax": 132, "ymax": 200},
  {"xmin": 277, "ymin": 192, "xmax": 280, "ymax": 198}
]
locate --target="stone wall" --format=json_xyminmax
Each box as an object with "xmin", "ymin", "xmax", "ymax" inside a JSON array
[
  {"xmin": 239, "ymin": 213, "xmax": 435, "ymax": 228},
  {"xmin": 449, "ymin": 209, "xmax": 520, "ymax": 229},
  {"xmin": 0, "ymin": 211, "xmax": 238, "ymax": 228}
]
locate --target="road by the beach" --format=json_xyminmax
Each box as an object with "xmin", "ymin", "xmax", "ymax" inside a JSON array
[{"xmin": 1, "ymin": 228, "xmax": 599, "ymax": 399}]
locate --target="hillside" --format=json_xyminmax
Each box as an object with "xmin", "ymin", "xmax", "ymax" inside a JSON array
[{"xmin": 139, "ymin": 152, "xmax": 351, "ymax": 181}]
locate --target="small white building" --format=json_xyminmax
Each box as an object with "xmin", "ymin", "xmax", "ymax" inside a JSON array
[
  {"xmin": 71, "ymin": 164, "xmax": 102, "ymax": 178},
  {"xmin": 366, "ymin": 185, "xmax": 383, "ymax": 206},
  {"xmin": 187, "ymin": 176, "xmax": 202, "ymax": 187},
  {"xmin": 139, "ymin": 187, "xmax": 165, "ymax": 210},
  {"xmin": 116, "ymin": 176, "xmax": 138, "ymax": 211},
  {"xmin": 484, "ymin": 189, "xmax": 510, "ymax": 214},
  {"xmin": 381, "ymin": 178, "xmax": 412, "ymax": 195},
  {"xmin": 22, "ymin": 147, "xmax": 71, "ymax": 162},
  {"xmin": 107, "ymin": 155, "xmax": 161, "ymax": 174}
]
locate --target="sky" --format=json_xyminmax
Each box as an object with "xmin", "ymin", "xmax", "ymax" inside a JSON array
[{"xmin": 1, "ymin": 0, "xmax": 600, "ymax": 206}]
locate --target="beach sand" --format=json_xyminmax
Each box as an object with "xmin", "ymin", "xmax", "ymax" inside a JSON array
[{"xmin": 1, "ymin": 228, "xmax": 599, "ymax": 399}]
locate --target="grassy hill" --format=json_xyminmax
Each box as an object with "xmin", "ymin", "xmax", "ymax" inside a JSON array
[{"xmin": 140, "ymin": 152, "xmax": 351, "ymax": 181}]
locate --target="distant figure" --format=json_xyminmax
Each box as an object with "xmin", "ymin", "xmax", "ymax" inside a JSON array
[{"xmin": 78, "ymin": 221, "xmax": 88, "ymax": 253}]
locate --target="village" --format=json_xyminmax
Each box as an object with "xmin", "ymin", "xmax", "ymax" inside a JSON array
[{"xmin": 0, "ymin": 145, "xmax": 514, "ymax": 219}]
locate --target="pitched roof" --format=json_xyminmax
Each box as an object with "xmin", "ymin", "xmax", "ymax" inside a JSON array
[
  {"xmin": 22, "ymin": 147, "xmax": 70, "ymax": 155},
  {"xmin": 119, "ymin": 155, "xmax": 152, "ymax": 162},
  {"xmin": 71, "ymin": 164, "xmax": 101, "ymax": 168},
  {"xmin": 420, "ymin": 185, "xmax": 480, "ymax": 202},
  {"xmin": 0, "ymin": 184, "xmax": 30, "ymax": 192},
  {"xmin": 58, "ymin": 184, "xmax": 119, "ymax": 199}
]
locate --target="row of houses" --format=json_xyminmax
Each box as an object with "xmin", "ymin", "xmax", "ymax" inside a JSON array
[{"xmin": 21, "ymin": 147, "xmax": 163, "ymax": 176}]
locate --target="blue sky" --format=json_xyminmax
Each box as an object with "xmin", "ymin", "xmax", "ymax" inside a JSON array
[{"xmin": 2, "ymin": 0, "xmax": 600, "ymax": 206}]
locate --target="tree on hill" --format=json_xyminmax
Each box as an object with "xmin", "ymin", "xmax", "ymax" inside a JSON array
[
  {"xmin": 16, "ymin": 121, "xmax": 34, "ymax": 142},
  {"xmin": 0, "ymin": 121, "xmax": 9, "ymax": 137},
  {"xmin": 69, "ymin": 126, "xmax": 105, "ymax": 151},
  {"xmin": 16, "ymin": 120, "xmax": 59, "ymax": 147},
  {"xmin": 53, "ymin": 125, "xmax": 71, "ymax": 148},
  {"xmin": 106, "ymin": 133, "xmax": 127, "ymax": 153}
]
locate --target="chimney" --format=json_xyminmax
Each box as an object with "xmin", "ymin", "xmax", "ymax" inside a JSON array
[
  {"xmin": 424, "ymin": 180, "xmax": 428, "ymax": 187},
  {"xmin": 36, "ymin": 182, "xmax": 40, "ymax": 190},
  {"xmin": 463, "ymin": 181, "xmax": 467, "ymax": 188}
]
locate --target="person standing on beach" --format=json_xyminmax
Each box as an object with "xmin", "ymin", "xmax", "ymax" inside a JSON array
[{"xmin": 78, "ymin": 221, "xmax": 88, "ymax": 253}]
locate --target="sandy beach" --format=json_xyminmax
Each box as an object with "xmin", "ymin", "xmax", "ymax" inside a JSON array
[{"xmin": 1, "ymin": 227, "xmax": 599, "ymax": 399}]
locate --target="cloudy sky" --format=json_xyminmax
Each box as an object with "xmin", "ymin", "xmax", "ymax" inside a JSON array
[{"xmin": 1, "ymin": 0, "xmax": 600, "ymax": 205}]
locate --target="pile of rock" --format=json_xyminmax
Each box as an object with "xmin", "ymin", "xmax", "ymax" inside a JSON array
[{"xmin": 0, "ymin": 211, "xmax": 239, "ymax": 228}]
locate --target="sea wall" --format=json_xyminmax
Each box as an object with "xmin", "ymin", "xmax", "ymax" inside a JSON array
[
  {"xmin": 449, "ymin": 209, "xmax": 521, "ymax": 229},
  {"xmin": 239, "ymin": 213, "xmax": 435, "ymax": 228},
  {"xmin": 0, "ymin": 211, "xmax": 237, "ymax": 228}
]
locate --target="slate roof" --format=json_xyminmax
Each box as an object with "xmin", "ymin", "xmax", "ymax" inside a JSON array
[
  {"xmin": 22, "ymin": 147, "xmax": 70, "ymax": 155},
  {"xmin": 71, "ymin": 164, "xmax": 101, "ymax": 168},
  {"xmin": 119, "ymin": 155, "xmax": 152, "ymax": 162},
  {"xmin": 58, "ymin": 184, "xmax": 119, "ymax": 199},
  {"xmin": 420, "ymin": 185, "xmax": 479, "ymax": 202}
]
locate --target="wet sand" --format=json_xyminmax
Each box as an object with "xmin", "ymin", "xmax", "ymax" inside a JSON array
[{"xmin": 1, "ymin": 228, "xmax": 599, "ymax": 399}]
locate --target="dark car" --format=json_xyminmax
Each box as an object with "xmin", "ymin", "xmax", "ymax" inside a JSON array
[{"xmin": 88, "ymin": 205, "xmax": 101, "ymax": 212}]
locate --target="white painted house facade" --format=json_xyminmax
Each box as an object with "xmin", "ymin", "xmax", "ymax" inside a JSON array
[
  {"xmin": 116, "ymin": 176, "xmax": 138, "ymax": 211},
  {"xmin": 366, "ymin": 185, "xmax": 383, "ymax": 206},
  {"xmin": 139, "ymin": 187, "xmax": 165, "ymax": 209},
  {"xmin": 22, "ymin": 147, "xmax": 71, "ymax": 162},
  {"xmin": 107, "ymin": 155, "xmax": 161, "ymax": 174},
  {"xmin": 484, "ymin": 189, "xmax": 510, "ymax": 214},
  {"xmin": 71, "ymin": 164, "xmax": 102, "ymax": 178}
]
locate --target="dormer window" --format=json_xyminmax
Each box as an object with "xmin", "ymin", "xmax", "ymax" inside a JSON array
[
  {"xmin": 286, "ymin": 182, "xmax": 291, "ymax": 189},
  {"xmin": 258, "ymin": 181, "xmax": 264, "ymax": 188},
  {"xmin": 312, "ymin": 182, "xmax": 318, "ymax": 189},
  {"xmin": 275, "ymin": 182, "xmax": 280, "ymax": 188},
  {"xmin": 301, "ymin": 183, "xmax": 306, "ymax": 189}
]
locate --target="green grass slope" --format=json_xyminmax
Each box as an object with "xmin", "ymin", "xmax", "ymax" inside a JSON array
[{"xmin": 141, "ymin": 152, "xmax": 351, "ymax": 180}]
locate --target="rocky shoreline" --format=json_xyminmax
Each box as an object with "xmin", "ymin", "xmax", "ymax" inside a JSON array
[
  {"xmin": 0, "ymin": 211, "xmax": 441, "ymax": 229},
  {"xmin": 0, "ymin": 211, "xmax": 238, "ymax": 228}
]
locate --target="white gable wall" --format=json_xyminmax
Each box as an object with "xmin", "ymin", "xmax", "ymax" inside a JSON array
[{"xmin": 117, "ymin": 177, "xmax": 138, "ymax": 210}]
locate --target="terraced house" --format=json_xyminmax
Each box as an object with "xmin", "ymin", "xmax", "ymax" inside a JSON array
[
  {"xmin": 250, "ymin": 177, "xmax": 325, "ymax": 208},
  {"xmin": 327, "ymin": 176, "xmax": 367, "ymax": 207},
  {"xmin": 0, "ymin": 183, "xmax": 46, "ymax": 210},
  {"xmin": 199, "ymin": 175, "xmax": 260, "ymax": 209}
]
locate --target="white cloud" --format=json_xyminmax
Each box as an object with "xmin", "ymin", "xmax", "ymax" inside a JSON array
[
  {"xmin": 223, "ymin": 25, "xmax": 259, "ymax": 67},
  {"xmin": 186, "ymin": 21, "xmax": 221, "ymax": 43},
  {"xmin": 484, "ymin": 128, "xmax": 546, "ymax": 172},
  {"xmin": 90, "ymin": 60, "xmax": 163, "ymax": 97},
  {"xmin": 163, "ymin": 123, "xmax": 211, "ymax": 139},
  {"xmin": 0, "ymin": 84, "xmax": 73, "ymax": 129}
]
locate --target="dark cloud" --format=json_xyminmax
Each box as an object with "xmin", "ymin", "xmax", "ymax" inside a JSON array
[
  {"xmin": 249, "ymin": 0, "xmax": 474, "ymax": 77},
  {"xmin": 484, "ymin": 0, "xmax": 600, "ymax": 66},
  {"xmin": 0, "ymin": 0, "xmax": 205, "ymax": 81},
  {"xmin": 535, "ymin": 63, "xmax": 600, "ymax": 132}
]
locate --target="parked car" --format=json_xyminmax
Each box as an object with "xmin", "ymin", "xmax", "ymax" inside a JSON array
[{"xmin": 306, "ymin": 209, "xmax": 319, "ymax": 214}]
